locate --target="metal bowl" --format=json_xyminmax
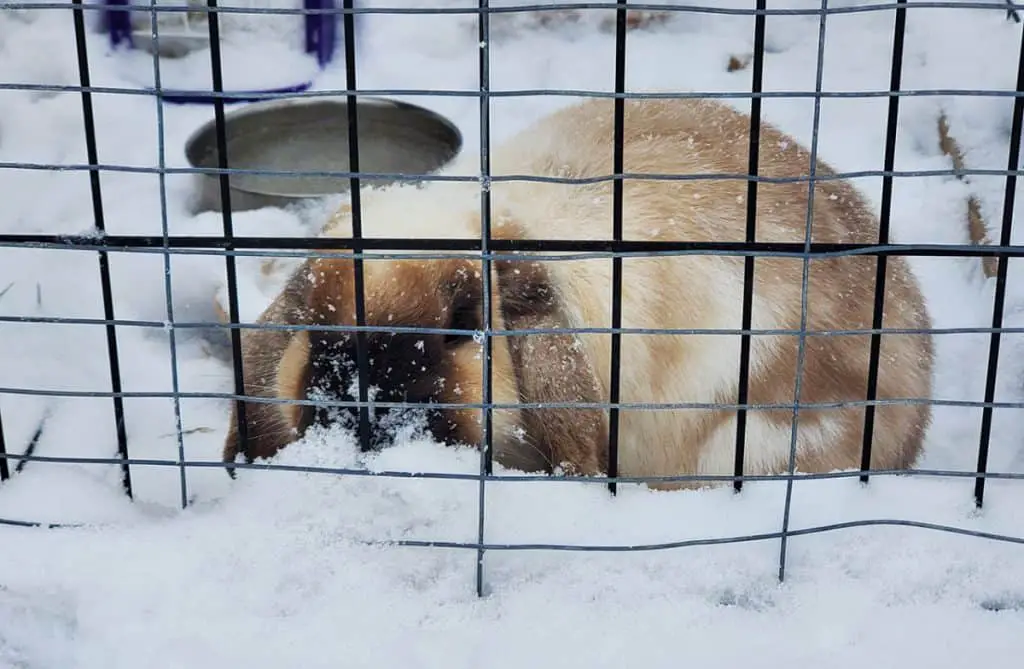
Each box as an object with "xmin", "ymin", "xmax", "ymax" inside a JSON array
[{"xmin": 184, "ymin": 96, "xmax": 463, "ymax": 213}]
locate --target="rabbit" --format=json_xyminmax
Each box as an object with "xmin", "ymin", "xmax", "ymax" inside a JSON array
[{"xmin": 221, "ymin": 96, "xmax": 934, "ymax": 489}]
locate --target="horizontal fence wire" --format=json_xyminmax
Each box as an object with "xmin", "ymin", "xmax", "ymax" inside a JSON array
[
  {"xmin": 4, "ymin": 2, "xmax": 1022, "ymax": 16},
  {"xmin": 2, "ymin": 515, "xmax": 1024, "ymax": 550},
  {"xmin": 4, "ymin": 387, "xmax": 1024, "ymax": 411},
  {"xmin": 5, "ymin": 455, "xmax": 1024, "ymax": 487},
  {"xmin": 9, "ymin": 315, "xmax": 1024, "ymax": 338},
  {"xmin": 2, "ymin": 513, "xmax": 1023, "ymax": 550},
  {"xmin": 7, "ymin": 239, "xmax": 1024, "ymax": 259},
  {"xmin": 11, "ymin": 83, "xmax": 1024, "ymax": 100},
  {"xmin": 3, "ymin": 163, "xmax": 1024, "ymax": 180},
  {"xmin": 1, "ymin": 0, "xmax": 1024, "ymax": 596}
]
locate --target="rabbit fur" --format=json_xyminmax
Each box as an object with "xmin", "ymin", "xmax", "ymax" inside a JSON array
[{"xmin": 221, "ymin": 97, "xmax": 934, "ymax": 489}]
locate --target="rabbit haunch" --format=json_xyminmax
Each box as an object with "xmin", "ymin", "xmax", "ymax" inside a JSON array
[{"xmin": 222, "ymin": 97, "xmax": 934, "ymax": 489}]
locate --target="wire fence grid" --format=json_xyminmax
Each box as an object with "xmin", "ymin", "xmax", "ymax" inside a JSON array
[{"xmin": 1, "ymin": 0, "xmax": 1024, "ymax": 597}]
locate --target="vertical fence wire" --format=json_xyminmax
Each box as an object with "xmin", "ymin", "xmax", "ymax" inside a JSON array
[
  {"xmin": 475, "ymin": 0, "xmax": 494, "ymax": 598},
  {"xmin": 148, "ymin": 0, "xmax": 189, "ymax": 509},
  {"xmin": 1008, "ymin": 0, "xmax": 1021, "ymax": 24},
  {"xmin": 606, "ymin": 0, "xmax": 628, "ymax": 496},
  {"xmin": 778, "ymin": 0, "xmax": 831, "ymax": 582},
  {"xmin": 0, "ymin": 266, "xmax": 9, "ymax": 482},
  {"xmin": 975, "ymin": 18, "xmax": 1024, "ymax": 508},
  {"xmin": 734, "ymin": 0, "xmax": 767, "ymax": 494},
  {"xmin": 342, "ymin": 0, "xmax": 373, "ymax": 453},
  {"xmin": 0, "ymin": 413, "xmax": 8, "ymax": 481},
  {"xmin": 860, "ymin": 0, "xmax": 907, "ymax": 484},
  {"xmin": 72, "ymin": 0, "xmax": 133, "ymax": 499},
  {"xmin": 205, "ymin": 0, "xmax": 250, "ymax": 483}
]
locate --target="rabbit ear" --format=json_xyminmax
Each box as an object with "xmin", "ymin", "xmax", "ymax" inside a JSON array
[
  {"xmin": 494, "ymin": 255, "xmax": 609, "ymax": 477},
  {"xmin": 222, "ymin": 255, "xmax": 360, "ymax": 469},
  {"xmin": 221, "ymin": 259, "xmax": 322, "ymax": 469},
  {"xmin": 303, "ymin": 255, "xmax": 359, "ymax": 326},
  {"xmin": 273, "ymin": 254, "xmax": 362, "ymax": 431}
]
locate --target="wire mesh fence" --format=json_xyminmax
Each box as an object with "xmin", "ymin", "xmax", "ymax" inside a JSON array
[{"xmin": 1, "ymin": 0, "xmax": 1024, "ymax": 598}]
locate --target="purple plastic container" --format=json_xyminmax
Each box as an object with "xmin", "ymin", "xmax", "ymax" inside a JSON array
[{"xmin": 100, "ymin": 0, "xmax": 346, "ymax": 104}]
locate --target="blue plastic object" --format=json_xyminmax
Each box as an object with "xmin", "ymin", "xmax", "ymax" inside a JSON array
[{"xmin": 100, "ymin": 0, "xmax": 345, "ymax": 104}]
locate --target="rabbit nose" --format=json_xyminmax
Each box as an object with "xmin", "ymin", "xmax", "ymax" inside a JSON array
[
  {"xmin": 366, "ymin": 408, "xmax": 397, "ymax": 449},
  {"xmin": 330, "ymin": 405, "xmax": 408, "ymax": 450}
]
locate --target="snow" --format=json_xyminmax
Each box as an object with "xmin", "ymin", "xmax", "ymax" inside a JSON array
[{"xmin": 2, "ymin": 0, "xmax": 1024, "ymax": 666}]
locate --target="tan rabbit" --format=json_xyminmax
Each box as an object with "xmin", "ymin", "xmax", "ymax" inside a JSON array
[{"xmin": 221, "ymin": 97, "xmax": 934, "ymax": 489}]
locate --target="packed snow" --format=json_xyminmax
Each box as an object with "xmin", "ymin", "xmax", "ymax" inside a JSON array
[{"xmin": 2, "ymin": 0, "xmax": 1024, "ymax": 666}]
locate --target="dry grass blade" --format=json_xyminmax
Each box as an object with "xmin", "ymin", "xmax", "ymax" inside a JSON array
[{"xmin": 937, "ymin": 112, "xmax": 996, "ymax": 278}]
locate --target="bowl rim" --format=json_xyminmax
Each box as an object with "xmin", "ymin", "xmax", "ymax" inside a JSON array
[{"xmin": 183, "ymin": 95, "xmax": 464, "ymax": 199}]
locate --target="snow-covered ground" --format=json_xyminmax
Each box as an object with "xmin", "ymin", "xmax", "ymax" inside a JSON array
[{"xmin": 2, "ymin": 0, "xmax": 1024, "ymax": 666}]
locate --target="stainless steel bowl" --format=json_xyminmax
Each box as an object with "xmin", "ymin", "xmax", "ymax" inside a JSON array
[{"xmin": 184, "ymin": 96, "xmax": 463, "ymax": 213}]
